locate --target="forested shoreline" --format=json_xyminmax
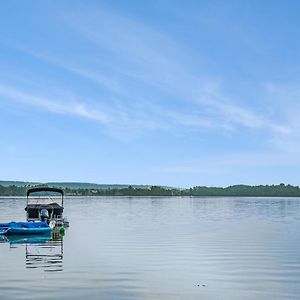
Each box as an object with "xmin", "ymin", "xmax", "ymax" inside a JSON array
[{"xmin": 1, "ymin": 183, "xmax": 300, "ymax": 197}]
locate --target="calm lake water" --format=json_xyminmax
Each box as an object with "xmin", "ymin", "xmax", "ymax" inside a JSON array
[{"xmin": 0, "ymin": 196, "xmax": 300, "ymax": 300}]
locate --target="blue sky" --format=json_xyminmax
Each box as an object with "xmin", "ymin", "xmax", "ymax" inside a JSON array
[{"xmin": 0, "ymin": 0, "xmax": 300, "ymax": 187}]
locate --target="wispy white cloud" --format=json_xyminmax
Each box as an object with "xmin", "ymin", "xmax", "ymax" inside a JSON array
[
  {"xmin": 0, "ymin": 83, "xmax": 216, "ymax": 137},
  {"xmin": 202, "ymin": 95, "xmax": 291, "ymax": 134},
  {"xmin": 61, "ymin": 7, "xmax": 290, "ymax": 136},
  {"xmin": 1, "ymin": 1, "xmax": 300, "ymax": 185},
  {"xmin": 0, "ymin": 84, "xmax": 110, "ymax": 123},
  {"xmin": 0, "ymin": 5, "xmax": 291, "ymax": 140}
]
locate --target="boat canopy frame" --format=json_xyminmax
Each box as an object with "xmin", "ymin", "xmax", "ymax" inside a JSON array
[
  {"xmin": 26, "ymin": 187, "xmax": 64, "ymax": 208},
  {"xmin": 27, "ymin": 187, "xmax": 64, "ymax": 197}
]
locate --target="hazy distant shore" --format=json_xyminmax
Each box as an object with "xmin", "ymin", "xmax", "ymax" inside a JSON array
[{"xmin": 1, "ymin": 181, "xmax": 300, "ymax": 197}]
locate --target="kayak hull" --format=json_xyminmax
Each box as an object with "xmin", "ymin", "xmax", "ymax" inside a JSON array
[{"xmin": 8, "ymin": 227, "xmax": 51, "ymax": 235}]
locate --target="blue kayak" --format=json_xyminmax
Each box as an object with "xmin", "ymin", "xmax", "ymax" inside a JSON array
[{"xmin": 0, "ymin": 222, "xmax": 52, "ymax": 235}]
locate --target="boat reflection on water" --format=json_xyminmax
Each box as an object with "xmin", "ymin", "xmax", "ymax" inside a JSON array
[{"xmin": 6, "ymin": 231, "xmax": 64, "ymax": 272}]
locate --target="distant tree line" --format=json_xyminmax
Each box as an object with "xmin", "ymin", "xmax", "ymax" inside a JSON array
[
  {"xmin": 0, "ymin": 185, "xmax": 27, "ymax": 196},
  {"xmin": 63, "ymin": 185, "xmax": 182, "ymax": 196},
  {"xmin": 1, "ymin": 183, "xmax": 300, "ymax": 197},
  {"xmin": 188, "ymin": 184, "xmax": 300, "ymax": 197}
]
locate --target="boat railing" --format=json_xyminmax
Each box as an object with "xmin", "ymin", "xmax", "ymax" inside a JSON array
[{"xmin": 27, "ymin": 196, "xmax": 63, "ymax": 206}]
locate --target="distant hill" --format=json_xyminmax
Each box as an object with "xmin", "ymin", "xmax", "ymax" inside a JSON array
[
  {"xmin": 0, "ymin": 181, "xmax": 40, "ymax": 187},
  {"xmin": 1, "ymin": 182, "xmax": 300, "ymax": 197},
  {"xmin": 0, "ymin": 181, "xmax": 169, "ymax": 190},
  {"xmin": 46, "ymin": 182, "xmax": 153, "ymax": 190}
]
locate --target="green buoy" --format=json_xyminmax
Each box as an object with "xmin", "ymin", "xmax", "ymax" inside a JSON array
[{"xmin": 59, "ymin": 226, "xmax": 65, "ymax": 235}]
